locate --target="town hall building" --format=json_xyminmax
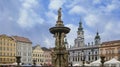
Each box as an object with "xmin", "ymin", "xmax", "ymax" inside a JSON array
[{"xmin": 67, "ymin": 21, "xmax": 101, "ymax": 65}]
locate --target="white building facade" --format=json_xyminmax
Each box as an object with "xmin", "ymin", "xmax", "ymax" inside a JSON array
[
  {"xmin": 68, "ymin": 21, "xmax": 101, "ymax": 65},
  {"xmin": 13, "ymin": 36, "xmax": 32, "ymax": 65}
]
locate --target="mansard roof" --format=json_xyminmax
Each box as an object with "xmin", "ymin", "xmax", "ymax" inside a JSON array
[
  {"xmin": 102, "ymin": 40, "xmax": 120, "ymax": 45},
  {"xmin": 13, "ymin": 36, "xmax": 32, "ymax": 43}
]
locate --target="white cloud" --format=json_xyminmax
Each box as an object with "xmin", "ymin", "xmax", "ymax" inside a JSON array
[
  {"xmin": 84, "ymin": 14, "xmax": 99, "ymax": 27},
  {"xmin": 45, "ymin": 11, "xmax": 57, "ymax": 24},
  {"xmin": 93, "ymin": 0, "xmax": 101, "ymax": 4},
  {"xmin": 17, "ymin": 0, "xmax": 44, "ymax": 28},
  {"xmin": 69, "ymin": 5, "xmax": 87, "ymax": 14},
  {"xmin": 100, "ymin": 21, "xmax": 120, "ymax": 42},
  {"xmin": 104, "ymin": 2, "xmax": 119, "ymax": 13},
  {"xmin": 22, "ymin": 0, "xmax": 38, "ymax": 9},
  {"xmin": 65, "ymin": 24, "xmax": 77, "ymax": 46},
  {"xmin": 97, "ymin": 0, "xmax": 120, "ymax": 13},
  {"xmin": 43, "ymin": 37, "xmax": 55, "ymax": 48},
  {"xmin": 106, "ymin": 4, "xmax": 116, "ymax": 12},
  {"xmin": 84, "ymin": 29, "xmax": 95, "ymax": 44},
  {"xmin": 8, "ymin": 16, "xmax": 14, "ymax": 21},
  {"xmin": 49, "ymin": 0, "xmax": 66, "ymax": 10},
  {"xmin": 105, "ymin": 22, "xmax": 113, "ymax": 31},
  {"xmin": 65, "ymin": 0, "xmax": 80, "ymax": 8}
]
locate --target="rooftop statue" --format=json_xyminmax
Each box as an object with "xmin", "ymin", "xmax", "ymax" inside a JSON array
[{"xmin": 58, "ymin": 8, "xmax": 62, "ymax": 21}]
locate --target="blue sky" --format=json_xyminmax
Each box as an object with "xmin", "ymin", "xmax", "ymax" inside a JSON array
[{"xmin": 0, "ymin": 0, "xmax": 120, "ymax": 48}]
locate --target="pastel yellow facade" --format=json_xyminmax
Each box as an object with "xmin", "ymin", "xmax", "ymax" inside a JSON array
[
  {"xmin": 0, "ymin": 34, "xmax": 16, "ymax": 64},
  {"xmin": 32, "ymin": 45, "xmax": 44, "ymax": 65}
]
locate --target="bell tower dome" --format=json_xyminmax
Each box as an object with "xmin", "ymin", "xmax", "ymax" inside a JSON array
[
  {"xmin": 74, "ymin": 20, "xmax": 84, "ymax": 48},
  {"xmin": 94, "ymin": 31, "xmax": 101, "ymax": 45}
]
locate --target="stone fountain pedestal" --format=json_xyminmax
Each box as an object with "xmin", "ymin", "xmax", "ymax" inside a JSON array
[{"xmin": 49, "ymin": 8, "xmax": 70, "ymax": 67}]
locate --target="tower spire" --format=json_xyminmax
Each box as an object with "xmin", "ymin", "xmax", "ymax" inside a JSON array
[
  {"xmin": 75, "ymin": 18, "xmax": 84, "ymax": 48},
  {"xmin": 78, "ymin": 19, "xmax": 83, "ymax": 31},
  {"xmin": 64, "ymin": 38, "xmax": 68, "ymax": 44},
  {"xmin": 96, "ymin": 28, "xmax": 99, "ymax": 35},
  {"xmin": 95, "ymin": 29, "xmax": 100, "ymax": 39},
  {"xmin": 97, "ymin": 31, "xmax": 99, "ymax": 36},
  {"xmin": 64, "ymin": 38, "xmax": 69, "ymax": 48},
  {"xmin": 94, "ymin": 31, "xmax": 101, "ymax": 45}
]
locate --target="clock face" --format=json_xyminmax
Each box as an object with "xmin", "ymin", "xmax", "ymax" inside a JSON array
[
  {"xmin": 78, "ymin": 31, "xmax": 83, "ymax": 35},
  {"xmin": 78, "ymin": 35, "xmax": 83, "ymax": 38}
]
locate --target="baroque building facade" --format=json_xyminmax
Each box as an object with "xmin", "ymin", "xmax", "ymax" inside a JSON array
[
  {"xmin": 32, "ymin": 45, "xmax": 52, "ymax": 66},
  {"xmin": 100, "ymin": 40, "xmax": 120, "ymax": 61},
  {"xmin": 13, "ymin": 36, "xmax": 32, "ymax": 65},
  {"xmin": 68, "ymin": 21, "xmax": 101, "ymax": 65},
  {"xmin": 42, "ymin": 47, "xmax": 52, "ymax": 66},
  {"xmin": 32, "ymin": 45, "xmax": 44, "ymax": 65},
  {"xmin": 0, "ymin": 34, "xmax": 16, "ymax": 64}
]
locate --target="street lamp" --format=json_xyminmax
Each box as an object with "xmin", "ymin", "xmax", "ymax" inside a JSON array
[
  {"xmin": 100, "ymin": 55, "xmax": 105, "ymax": 67},
  {"xmin": 82, "ymin": 50, "xmax": 85, "ymax": 67},
  {"xmin": 33, "ymin": 59, "xmax": 36, "ymax": 66},
  {"xmin": 16, "ymin": 56, "xmax": 21, "ymax": 67},
  {"xmin": 70, "ymin": 62, "xmax": 72, "ymax": 66},
  {"xmin": 78, "ymin": 52, "xmax": 80, "ymax": 62}
]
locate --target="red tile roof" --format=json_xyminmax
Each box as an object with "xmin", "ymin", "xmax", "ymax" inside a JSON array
[
  {"xmin": 13, "ymin": 36, "xmax": 32, "ymax": 43},
  {"xmin": 102, "ymin": 40, "xmax": 120, "ymax": 45}
]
